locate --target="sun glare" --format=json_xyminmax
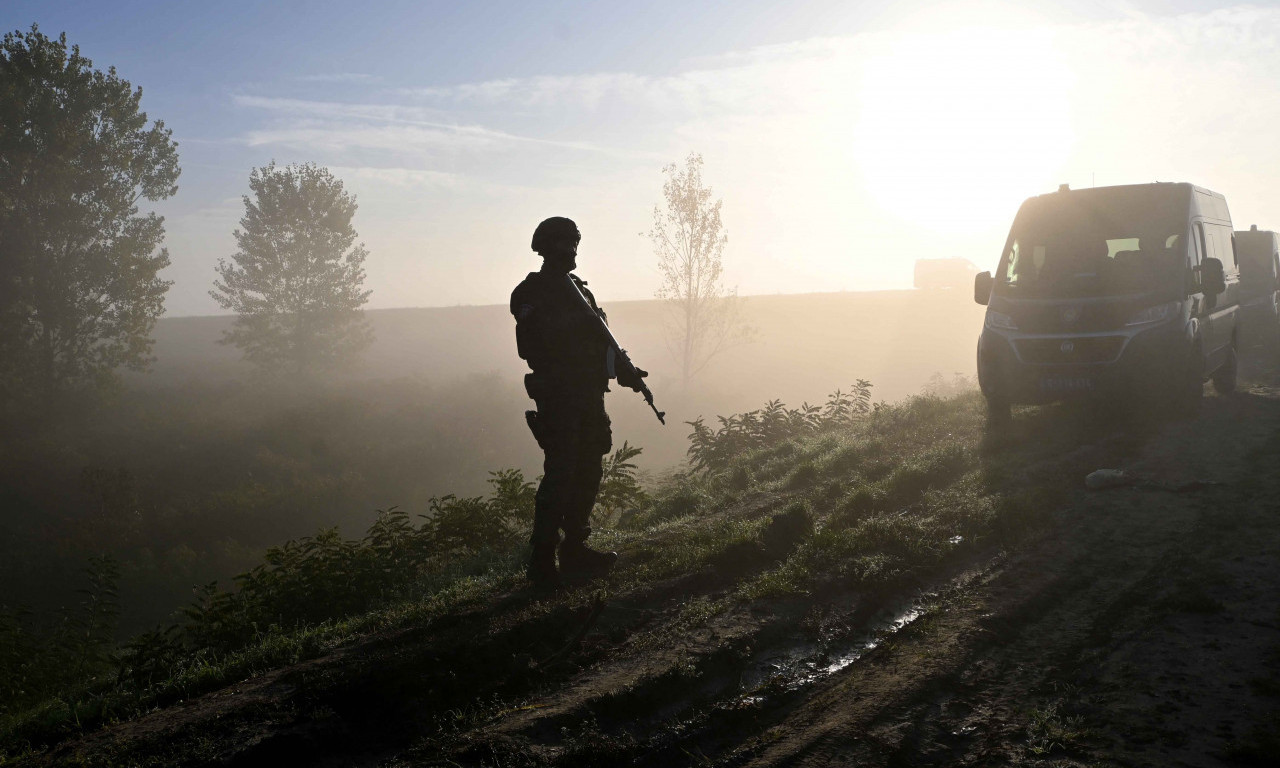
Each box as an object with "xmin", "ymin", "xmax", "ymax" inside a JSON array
[{"xmin": 854, "ymin": 26, "xmax": 1074, "ymax": 233}]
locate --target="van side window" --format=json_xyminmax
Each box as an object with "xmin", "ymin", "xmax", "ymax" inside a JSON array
[
  {"xmin": 1208, "ymin": 224, "xmax": 1235, "ymax": 269},
  {"xmin": 1002, "ymin": 240, "xmax": 1046, "ymax": 286},
  {"xmin": 1105, "ymin": 238, "xmax": 1139, "ymax": 260},
  {"xmin": 1205, "ymin": 229, "xmax": 1218, "ymax": 262},
  {"xmin": 1189, "ymin": 222, "xmax": 1205, "ymax": 292},
  {"xmin": 1002, "ymin": 240, "xmax": 1020, "ymax": 284}
]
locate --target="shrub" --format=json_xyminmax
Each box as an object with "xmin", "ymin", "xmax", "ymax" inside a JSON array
[
  {"xmin": 0, "ymin": 556, "xmax": 121, "ymax": 717},
  {"xmin": 685, "ymin": 380, "xmax": 873, "ymax": 473},
  {"xmin": 595, "ymin": 442, "xmax": 646, "ymax": 526}
]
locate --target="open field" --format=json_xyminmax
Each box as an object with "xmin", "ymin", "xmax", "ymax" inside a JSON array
[{"xmin": 138, "ymin": 288, "xmax": 987, "ymax": 475}]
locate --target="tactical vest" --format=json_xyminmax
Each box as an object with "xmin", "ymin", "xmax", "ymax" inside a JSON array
[{"xmin": 510, "ymin": 270, "xmax": 610, "ymax": 397}]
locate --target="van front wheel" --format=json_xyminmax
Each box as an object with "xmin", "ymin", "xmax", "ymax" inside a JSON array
[{"xmin": 1212, "ymin": 345, "xmax": 1238, "ymax": 395}]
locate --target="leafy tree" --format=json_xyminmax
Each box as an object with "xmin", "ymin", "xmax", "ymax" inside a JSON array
[
  {"xmin": 211, "ymin": 162, "xmax": 372, "ymax": 373},
  {"xmin": 0, "ymin": 25, "xmax": 180, "ymax": 405},
  {"xmin": 647, "ymin": 152, "xmax": 753, "ymax": 387}
]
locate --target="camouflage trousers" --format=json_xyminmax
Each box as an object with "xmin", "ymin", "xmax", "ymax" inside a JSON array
[{"xmin": 527, "ymin": 394, "xmax": 612, "ymax": 547}]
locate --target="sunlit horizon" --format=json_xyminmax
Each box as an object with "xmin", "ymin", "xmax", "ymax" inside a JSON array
[{"xmin": 11, "ymin": 1, "xmax": 1280, "ymax": 317}]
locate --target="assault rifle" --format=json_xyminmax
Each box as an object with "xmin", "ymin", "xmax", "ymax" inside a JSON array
[{"xmin": 566, "ymin": 275, "xmax": 666, "ymax": 425}]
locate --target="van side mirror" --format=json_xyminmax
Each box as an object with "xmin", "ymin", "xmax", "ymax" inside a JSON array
[
  {"xmin": 974, "ymin": 271, "xmax": 994, "ymax": 305},
  {"xmin": 1203, "ymin": 257, "xmax": 1226, "ymax": 295}
]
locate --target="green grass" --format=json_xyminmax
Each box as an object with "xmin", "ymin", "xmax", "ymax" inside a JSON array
[
  {"xmin": 1026, "ymin": 701, "xmax": 1091, "ymax": 756},
  {"xmin": 2, "ymin": 389, "xmax": 1077, "ymax": 761},
  {"xmin": 0, "ymin": 558, "xmax": 524, "ymax": 757}
]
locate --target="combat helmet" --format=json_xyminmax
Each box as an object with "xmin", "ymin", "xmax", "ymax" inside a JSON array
[{"xmin": 531, "ymin": 217, "xmax": 580, "ymax": 254}]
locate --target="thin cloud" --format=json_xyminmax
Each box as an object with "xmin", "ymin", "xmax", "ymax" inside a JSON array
[
  {"xmin": 172, "ymin": 197, "xmax": 244, "ymax": 222},
  {"xmin": 292, "ymin": 72, "xmax": 381, "ymax": 83},
  {"xmin": 392, "ymin": 68, "xmax": 816, "ymax": 114},
  {"xmin": 329, "ymin": 165, "xmax": 459, "ymax": 189},
  {"xmin": 233, "ymin": 94, "xmax": 620, "ymax": 155}
]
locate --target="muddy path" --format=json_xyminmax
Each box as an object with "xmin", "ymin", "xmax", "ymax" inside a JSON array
[
  {"xmin": 725, "ymin": 386, "xmax": 1280, "ymax": 767},
  {"xmin": 413, "ymin": 386, "xmax": 1280, "ymax": 767}
]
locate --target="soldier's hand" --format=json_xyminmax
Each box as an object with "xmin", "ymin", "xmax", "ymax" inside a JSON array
[{"xmin": 617, "ymin": 362, "xmax": 649, "ymax": 392}]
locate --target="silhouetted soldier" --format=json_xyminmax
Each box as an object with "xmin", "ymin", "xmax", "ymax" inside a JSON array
[{"xmin": 511, "ymin": 217, "xmax": 648, "ymax": 587}]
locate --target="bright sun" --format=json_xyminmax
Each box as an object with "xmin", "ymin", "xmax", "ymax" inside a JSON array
[{"xmin": 854, "ymin": 26, "xmax": 1074, "ymax": 233}]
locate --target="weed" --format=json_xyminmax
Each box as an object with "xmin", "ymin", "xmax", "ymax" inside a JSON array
[
  {"xmin": 784, "ymin": 461, "xmax": 819, "ymax": 490},
  {"xmin": 685, "ymin": 382, "xmax": 874, "ymax": 474},
  {"xmin": 1026, "ymin": 701, "xmax": 1090, "ymax": 756},
  {"xmin": 628, "ymin": 482, "xmax": 708, "ymax": 529}
]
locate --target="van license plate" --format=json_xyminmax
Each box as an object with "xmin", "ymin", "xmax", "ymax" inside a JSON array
[{"xmin": 1040, "ymin": 377, "xmax": 1093, "ymax": 392}]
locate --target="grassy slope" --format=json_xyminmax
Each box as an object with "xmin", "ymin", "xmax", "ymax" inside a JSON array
[{"xmin": 7, "ymin": 390, "xmax": 1117, "ymax": 766}]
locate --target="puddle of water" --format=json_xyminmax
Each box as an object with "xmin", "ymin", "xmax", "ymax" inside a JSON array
[
  {"xmin": 738, "ymin": 601, "xmax": 928, "ymax": 696},
  {"xmin": 809, "ymin": 606, "xmax": 924, "ymax": 680}
]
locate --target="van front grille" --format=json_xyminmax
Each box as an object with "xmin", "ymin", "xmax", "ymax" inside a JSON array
[{"xmin": 1014, "ymin": 336, "xmax": 1125, "ymax": 364}]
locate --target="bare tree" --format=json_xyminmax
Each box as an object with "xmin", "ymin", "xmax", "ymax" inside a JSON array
[{"xmin": 647, "ymin": 153, "xmax": 752, "ymax": 387}]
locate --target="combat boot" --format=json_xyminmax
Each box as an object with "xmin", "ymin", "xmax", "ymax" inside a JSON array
[
  {"xmin": 559, "ymin": 540, "xmax": 618, "ymax": 578},
  {"xmin": 526, "ymin": 542, "xmax": 560, "ymax": 588}
]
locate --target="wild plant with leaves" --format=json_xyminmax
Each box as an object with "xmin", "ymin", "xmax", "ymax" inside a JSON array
[
  {"xmin": 594, "ymin": 442, "xmax": 647, "ymax": 525},
  {"xmin": 686, "ymin": 380, "xmax": 874, "ymax": 473},
  {"xmin": 0, "ymin": 443, "xmax": 650, "ymax": 743},
  {"xmin": 0, "ymin": 556, "xmax": 121, "ymax": 717}
]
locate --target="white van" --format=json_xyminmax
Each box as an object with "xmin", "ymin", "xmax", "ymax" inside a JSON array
[
  {"xmin": 1234, "ymin": 225, "xmax": 1280, "ymax": 347},
  {"xmin": 974, "ymin": 183, "xmax": 1239, "ymax": 420}
]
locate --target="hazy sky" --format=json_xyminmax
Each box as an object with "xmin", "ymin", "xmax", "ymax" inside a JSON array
[{"xmin": 7, "ymin": 0, "xmax": 1274, "ymax": 316}]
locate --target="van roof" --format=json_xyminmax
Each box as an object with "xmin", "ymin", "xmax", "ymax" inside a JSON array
[
  {"xmin": 1027, "ymin": 182, "xmax": 1230, "ymax": 224},
  {"xmin": 1033, "ymin": 181, "xmax": 1222, "ymax": 200}
]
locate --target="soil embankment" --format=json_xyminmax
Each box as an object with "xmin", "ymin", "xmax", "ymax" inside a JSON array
[{"xmin": 31, "ymin": 384, "xmax": 1280, "ymax": 767}]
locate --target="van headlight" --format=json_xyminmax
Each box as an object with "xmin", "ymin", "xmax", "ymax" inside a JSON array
[
  {"xmin": 1125, "ymin": 301, "xmax": 1178, "ymax": 326},
  {"xmin": 984, "ymin": 310, "xmax": 1017, "ymax": 330}
]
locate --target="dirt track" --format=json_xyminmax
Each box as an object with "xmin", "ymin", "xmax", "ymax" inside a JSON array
[{"xmin": 728, "ymin": 385, "xmax": 1280, "ymax": 767}]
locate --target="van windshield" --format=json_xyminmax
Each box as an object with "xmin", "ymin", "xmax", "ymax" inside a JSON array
[{"xmin": 996, "ymin": 187, "xmax": 1188, "ymax": 298}]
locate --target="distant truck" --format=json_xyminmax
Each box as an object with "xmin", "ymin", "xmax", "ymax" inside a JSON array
[
  {"xmin": 914, "ymin": 258, "xmax": 978, "ymax": 290},
  {"xmin": 1234, "ymin": 225, "xmax": 1280, "ymax": 346},
  {"xmin": 974, "ymin": 182, "xmax": 1240, "ymax": 421}
]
